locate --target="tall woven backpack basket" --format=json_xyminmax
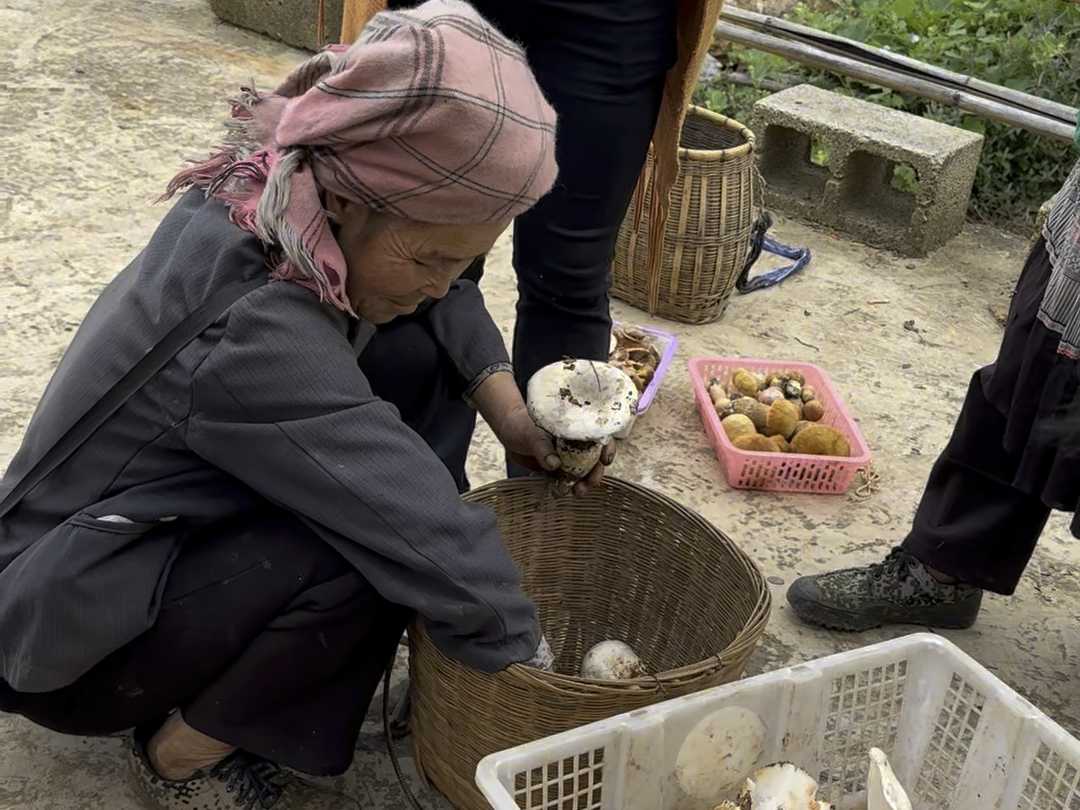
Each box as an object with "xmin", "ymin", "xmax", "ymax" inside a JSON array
[{"xmin": 613, "ymin": 106, "xmax": 757, "ymax": 325}]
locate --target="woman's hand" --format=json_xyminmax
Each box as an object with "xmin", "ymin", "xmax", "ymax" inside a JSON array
[
  {"xmin": 498, "ymin": 401, "xmax": 616, "ymax": 497},
  {"xmin": 470, "ymin": 370, "xmax": 614, "ymax": 497}
]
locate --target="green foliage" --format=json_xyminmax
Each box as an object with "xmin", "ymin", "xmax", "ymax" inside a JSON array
[{"xmin": 696, "ymin": 0, "xmax": 1080, "ymax": 230}]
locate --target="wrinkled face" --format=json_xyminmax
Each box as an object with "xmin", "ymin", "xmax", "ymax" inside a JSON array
[{"xmin": 326, "ymin": 194, "xmax": 510, "ymax": 324}]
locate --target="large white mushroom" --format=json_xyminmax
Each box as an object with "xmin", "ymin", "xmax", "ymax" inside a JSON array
[{"xmin": 526, "ymin": 358, "xmax": 639, "ymax": 496}]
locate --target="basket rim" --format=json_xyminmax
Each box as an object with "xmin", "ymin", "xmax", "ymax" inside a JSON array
[
  {"xmin": 688, "ymin": 356, "xmax": 873, "ymax": 465},
  {"xmin": 679, "ymin": 105, "xmax": 756, "ymax": 162},
  {"xmin": 454, "ymin": 475, "xmax": 773, "ymax": 693}
]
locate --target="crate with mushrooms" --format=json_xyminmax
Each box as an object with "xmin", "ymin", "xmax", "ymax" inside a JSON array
[{"xmin": 689, "ymin": 358, "xmax": 870, "ymax": 494}]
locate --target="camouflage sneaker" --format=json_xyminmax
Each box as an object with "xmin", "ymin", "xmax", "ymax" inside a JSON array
[
  {"xmin": 127, "ymin": 728, "xmax": 359, "ymax": 810},
  {"xmin": 786, "ymin": 548, "xmax": 982, "ymax": 632}
]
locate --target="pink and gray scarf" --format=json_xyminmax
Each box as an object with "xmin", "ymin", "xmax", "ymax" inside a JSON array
[{"xmin": 164, "ymin": 0, "xmax": 558, "ymax": 314}]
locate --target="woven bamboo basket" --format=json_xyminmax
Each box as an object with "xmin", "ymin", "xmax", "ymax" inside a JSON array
[
  {"xmin": 408, "ymin": 476, "xmax": 772, "ymax": 810},
  {"xmin": 613, "ymin": 107, "xmax": 757, "ymax": 325}
]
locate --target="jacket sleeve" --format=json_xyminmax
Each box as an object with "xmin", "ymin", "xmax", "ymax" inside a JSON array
[
  {"xmin": 185, "ymin": 283, "xmax": 541, "ymax": 673},
  {"xmin": 423, "ymin": 279, "xmax": 512, "ymax": 396}
]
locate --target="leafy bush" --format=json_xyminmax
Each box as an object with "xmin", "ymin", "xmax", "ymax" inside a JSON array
[{"xmin": 696, "ymin": 0, "xmax": 1080, "ymax": 230}]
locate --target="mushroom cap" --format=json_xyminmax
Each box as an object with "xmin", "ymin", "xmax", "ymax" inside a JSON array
[
  {"xmin": 527, "ymin": 359, "xmax": 639, "ymax": 441},
  {"xmin": 676, "ymin": 707, "xmax": 767, "ymax": 800}
]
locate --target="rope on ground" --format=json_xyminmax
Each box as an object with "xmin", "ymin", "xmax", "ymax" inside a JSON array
[{"xmin": 853, "ymin": 462, "xmax": 881, "ymax": 499}]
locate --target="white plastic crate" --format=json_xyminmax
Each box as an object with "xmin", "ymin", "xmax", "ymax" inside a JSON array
[{"xmin": 476, "ymin": 633, "xmax": 1080, "ymax": 810}]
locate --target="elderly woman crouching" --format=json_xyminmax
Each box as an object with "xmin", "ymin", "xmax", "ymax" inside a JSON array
[{"xmin": 0, "ymin": 3, "xmax": 588, "ymax": 808}]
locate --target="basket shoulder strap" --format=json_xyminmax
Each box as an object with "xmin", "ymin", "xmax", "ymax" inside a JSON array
[{"xmin": 0, "ymin": 277, "xmax": 266, "ymax": 520}]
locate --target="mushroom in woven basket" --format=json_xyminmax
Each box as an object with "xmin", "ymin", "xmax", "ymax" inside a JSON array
[
  {"xmin": 608, "ymin": 325, "xmax": 662, "ymax": 395},
  {"xmin": 580, "ymin": 640, "xmax": 645, "ymax": 680},
  {"xmin": 712, "ymin": 763, "xmax": 832, "ymax": 810},
  {"xmin": 527, "ymin": 358, "xmax": 639, "ymax": 496}
]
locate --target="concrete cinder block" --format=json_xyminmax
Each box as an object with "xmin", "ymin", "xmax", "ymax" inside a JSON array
[
  {"xmin": 750, "ymin": 84, "xmax": 984, "ymax": 257},
  {"xmin": 210, "ymin": 0, "xmax": 343, "ymax": 53}
]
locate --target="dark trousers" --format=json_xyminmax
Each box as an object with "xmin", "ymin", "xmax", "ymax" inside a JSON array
[
  {"xmin": 901, "ymin": 240, "xmax": 1061, "ymax": 595},
  {"xmin": 359, "ymin": 312, "xmax": 476, "ymax": 492},
  {"xmin": 902, "ymin": 369, "xmax": 1051, "ymax": 595},
  {"xmin": 0, "ymin": 510, "xmax": 410, "ymax": 776},
  {"xmin": 378, "ymin": 0, "xmax": 678, "ymax": 473}
]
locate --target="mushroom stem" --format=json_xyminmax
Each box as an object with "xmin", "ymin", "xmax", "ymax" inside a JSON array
[{"xmin": 548, "ymin": 438, "xmax": 603, "ymax": 496}]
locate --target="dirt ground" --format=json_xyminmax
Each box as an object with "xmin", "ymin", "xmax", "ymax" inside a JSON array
[{"xmin": 1, "ymin": 0, "xmax": 1078, "ymax": 807}]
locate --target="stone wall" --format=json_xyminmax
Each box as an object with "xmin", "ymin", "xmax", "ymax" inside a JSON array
[{"xmin": 210, "ymin": 0, "xmax": 343, "ymax": 52}]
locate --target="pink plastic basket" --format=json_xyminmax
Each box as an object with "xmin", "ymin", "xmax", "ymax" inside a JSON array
[
  {"xmin": 611, "ymin": 321, "xmax": 679, "ymax": 415},
  {"xmin": 689, "ymin": 357, "xmax": 871, "ymax": 494}
]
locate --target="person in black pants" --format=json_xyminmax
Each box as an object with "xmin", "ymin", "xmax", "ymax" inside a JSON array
[
  {"xmin": 360, "ymin": 0, "xmax": 680, "ymax": 733},
  {"xmin": 787, "ymin": 156, "xmax": 1080, "ymax": 632},
  {"xmin": 361, "ymin": 0, "xmax": 680, "ymax": 490}
]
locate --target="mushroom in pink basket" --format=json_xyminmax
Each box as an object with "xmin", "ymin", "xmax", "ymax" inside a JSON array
[
  {"xmin": 731, "ymin": 368, "xmax": 760, "ymax": 398},
  {"xmin": 765, "ymin": 401, "xmax": 800, "ymax": 440},
  {"xmin": 790, "ymin": 425, "xmax": 850, "ymax": 457},
  {"xmin": 758, "ymin": 386, "xmax": 786, "ymax": 407},
  {"xmin": 802, "ymin": 400, "xmax": 825, "ymax": 422},
  {"xmin": 708, "ymin": 379, "xmax": 734, "ymax": 417}
]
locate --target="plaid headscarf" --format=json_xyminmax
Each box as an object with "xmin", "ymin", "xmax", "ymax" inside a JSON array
[{"xmin": 164, "ymin": 0, "xmax": 558, "ymax": 313}]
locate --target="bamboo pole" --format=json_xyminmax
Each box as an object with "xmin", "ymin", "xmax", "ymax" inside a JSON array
[
  {"xmin": 715, "ymin": 71, "xmax": 791, "ymax": 92},
  {"xmin": 720, "ymin": 7, "xmax": 1078, "ymax": 125},
  {"xmin": 714, "ymin": 22, "xmax": 1077, "ymax": 143}
]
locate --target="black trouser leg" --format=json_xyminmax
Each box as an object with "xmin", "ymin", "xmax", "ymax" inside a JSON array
[
  {"xmin": 359, "ymin": 313, "xmax": 475, "ymax": 493},
  {"xmin": 508, "ymin": 35, "xmax": 673, "ymax": 397},
  {"xmin": 901, "ymin": 370, "xmax": 1051, "ymax": 595},
  {"xmin": 503, "ymin": 67, "xmax": 669, "ymax": 475},
  {"xmin": 0, "ymin": 510, "xmax": 410, "ymax": 776},
  {"xmin": 496, "ymin": 1, "xmax": 677, "ymax": 474}
]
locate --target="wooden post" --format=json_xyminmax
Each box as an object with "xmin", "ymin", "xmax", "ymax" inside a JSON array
[{"xmin": 341, "ymin": 0, "xmax": 385, "ymax": 45}]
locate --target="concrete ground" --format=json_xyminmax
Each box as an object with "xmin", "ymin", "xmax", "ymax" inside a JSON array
[{"xmin": 1, "ymin": 0, "xmax": 1077, "ymax": 807}]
